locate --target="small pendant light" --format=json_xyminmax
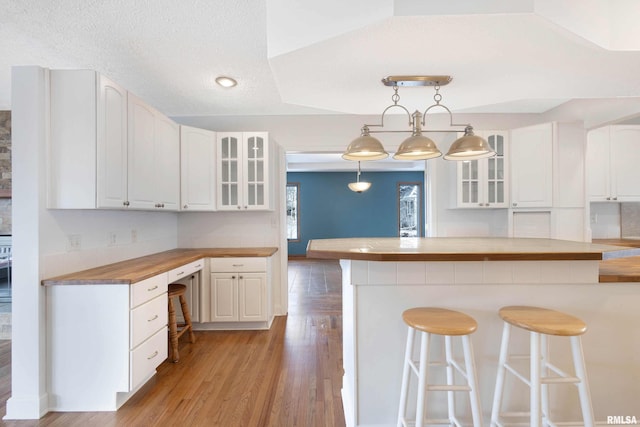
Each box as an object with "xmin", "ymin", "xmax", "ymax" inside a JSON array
[{"xmin": 348, "ymin": 161, "xmax": 372, "ymax": 193}]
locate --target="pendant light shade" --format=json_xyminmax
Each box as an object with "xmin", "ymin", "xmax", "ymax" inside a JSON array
[
  {"xmin": 348, "ymin": 181, "xmax": 372, "ymax": 192},
  {"xmin": 348, "ymin": 161, "xmax": 372, "ymax": 193},
  {"xmin": 393, "ymin": 132, "xmax": 442, "ymax": 160},
  {"xmin": 443, "ymin": 126, "xmax": 496, "ymax": 160},
  {"xmin": 342, "ymin": 127, "xmax": 389, "ymax": 161}
]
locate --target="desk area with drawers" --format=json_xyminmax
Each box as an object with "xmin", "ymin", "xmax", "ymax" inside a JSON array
[{"xmin": 42, "ymin": 247, "xmax": 277, "ymax": 412}]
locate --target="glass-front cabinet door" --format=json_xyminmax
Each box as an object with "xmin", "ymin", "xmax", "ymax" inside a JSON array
[
  {"xmin": 217, "ymin": 133, "xmax": 242, "ymax": 210},
  {"xmin": 456, "ymin": 130, "xmax": 508, "ymax": 208},
  {"xmin": 217, "ymin": 132, "xmax": 270, "ymax": 210},
  {"xmin": 244, "ymin": 133, "xmax": 268, "ymax": 209}
]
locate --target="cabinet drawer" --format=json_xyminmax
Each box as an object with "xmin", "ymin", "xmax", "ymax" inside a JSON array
[
  {"xmin": 130, "ymin": 293, "xmax": 168, "ymax": 349},
  {"xmin": 210, "ymin": 257, "xmax": 266, "ymax": 272},
  {"xmin": 131, "ymin": 273, "xmax": 168, "ymax": 308},
  {"xmin": 130, "ymin": 327, "xmax": 167, "ymax": 390},
  {"xmin": 167, "ymin": 259, "xmax": 204, "ymax": 283}
]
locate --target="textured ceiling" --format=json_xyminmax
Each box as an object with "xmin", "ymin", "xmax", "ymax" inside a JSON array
[{"xmin": 2, "ymin": 0, "xmax": 640, "ymax": 118}]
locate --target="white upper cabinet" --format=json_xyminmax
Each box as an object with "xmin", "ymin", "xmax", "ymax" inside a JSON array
[
  {"xmin": 49, "ymin": 70, "xmax": 128, "ymax": 209},
  {"xmin": 48, "ymin": 70, "xmax": 179, "ymax": 211},
  {"xmin": 456, "ymin": 130, "xmax": 508, "ymax": 208},
  {"xmin": 510, "ymin": 123, "xmax": 553, "ymax": 208},
  {"xmin": 127, "ymin": 93, "xmax": 180, "ymax": 210},
  {"xmin": 217, "ymin": 132, "xmax": 271, "ymax": 211},
  {"xmin": 180, "ymin": 126, "xmax": 217, "ymax": 211},
  {"xmin": 587, "ymin": 125, "xmax": 640, "ymax": 202}
]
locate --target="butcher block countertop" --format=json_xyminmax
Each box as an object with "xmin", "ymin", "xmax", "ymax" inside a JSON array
[
  {"xmin": 42, "ymin": 247, "xmax": 278, "ymax": 286},
  {"xmin": 306, "ymin": 237, "xmax": 639, "ymax": 262},
  {"xmin": 594, "ymin": 239, "xmax": 640, "ymax": 282}
]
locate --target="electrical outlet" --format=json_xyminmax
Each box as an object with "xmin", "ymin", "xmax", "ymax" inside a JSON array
[
  {"xmin": 131, "ymin": 229, "xmax": 138, "ymax": 243},
  {"xmin": 67, "ymin": 234, "xmax": 81, "ymax": 251},
  {"xmin": 108, "ymin": 232, "xmax": 117, "ymax": 246}
]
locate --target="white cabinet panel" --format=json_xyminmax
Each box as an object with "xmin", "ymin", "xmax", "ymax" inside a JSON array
[
  {"xmin": 130, "ymin": 294, "xmax": 167, "ymax": 348},
  {"xmin": 180, "ymin": 126, "xmax": 216, "ymax": 211},
  {"xmin": 210, "ymin": 274, "xmax": 238, "ymax": 321},
  {"xmin": 239, "ymin": 273, "xmax": 267, "ymax": 321},
  {"xmin": 49, "ymin": 71, "xmax": 128, "ymax": 209},
  {"xmin": 510, "ymin": 123, "xmax": 553, "ymax": 208},
  {"xmin": 129, "ymin": 326, "xmax": 168, "ymax": 390},
  {"xmin": 587, "ymin": 125, "xmax": 640, "ymax": 202},
  {"xmin": 127, "ymin": 93, "xmax": 180, "ymax": 210}
]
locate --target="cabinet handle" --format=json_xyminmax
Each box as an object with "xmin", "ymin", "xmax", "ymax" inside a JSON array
[
  {"xmin": 147, "ymin": 351, "xmax": 159, "ymax": 360},
  {"xmin": 148, "ymin": 314, "xmax": 158, "ymax": 322},
  {"xmin": 613, "ymin": 197, "xmax": 618, "ymax": 201},
  {"xmin": 195, "ymin": 264, "xmax": 202, "ymax": 268},
  {"xmin": 232, "ymin": 264, "xmax": 244, "ymax": 267},
  {"xmin": 183, "ymin": 205, "xmax": 188, "ymax": 209},
  {"xmin": 176, "ymin": 271, "xmax": 185, "ymax": 276},
  {"xmin": 147, "ymin": 285, "xmax": 158, "ymax": 292},
  {"xmin": 244, "ymin": 206, "xmax": 248, "ymax": 209},
  {"xmin": 123, "ymin": 201, "xmax": 130, "ymax": 207},
  {"xmin": 512, "ymin": 203, "xmax": 518, "ymax": 207},
  {"xmin": 239, "ymin": 275, "xmax": 243, "ymax": 279},
  {"xmin": 232, "ymin": 275, "xmax": 236, "ymax": 279},
  {"xmin": 606, "ymin": 197, "xmax": 611, "ymax": 200},
  {"xmin": 237, "ymin": 206, "xmax": 241, "ymax": 210}
]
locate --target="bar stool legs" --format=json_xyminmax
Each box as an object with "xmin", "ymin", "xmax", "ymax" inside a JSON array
[
  {"xmin": 398, "ymin": 307, "xmax": 483, "ymax": 427},
  {"xmin": 490, "ymin": 306, "xmax": 594, "ymax": 427},
  {"xmin": 168, "ymin": 284, "xmax": 196, "ymax": 363}
]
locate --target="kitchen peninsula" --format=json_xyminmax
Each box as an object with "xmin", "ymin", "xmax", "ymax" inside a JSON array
[{"xmin": 307, "ymin": 237, "xmax": 640, "ymax": 427}]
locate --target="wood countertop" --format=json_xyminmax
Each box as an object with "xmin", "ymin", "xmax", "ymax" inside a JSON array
[
  {"xmin": 593, "ymin": 239, "xmax": 640, "ymax": 282},
  {"xmin": 306, "ymin": 237, "xmax": 639, "ymax": 262},
  {"xmin": 42, "ymin": 247, "xmax": 278, "ymax": 286}
]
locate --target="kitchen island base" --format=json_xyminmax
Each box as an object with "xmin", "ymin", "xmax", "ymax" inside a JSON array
[{"xmin": 340, "ymin": 259, "xmax": 640, "ymax": 427}]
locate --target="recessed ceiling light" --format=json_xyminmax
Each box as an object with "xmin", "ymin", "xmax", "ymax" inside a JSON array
[{"xmin": 215, "ymin": 76, "xmax": 237, "ymax": 88}]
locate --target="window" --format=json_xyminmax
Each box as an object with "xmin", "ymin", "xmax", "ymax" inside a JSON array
[
  {"xmin": 286, "ymin": 183, "xmax": 300, "ymax": 241},
  {"xmin": 398, "ymin": 182, "xmax": 422, "ymax": 237}
]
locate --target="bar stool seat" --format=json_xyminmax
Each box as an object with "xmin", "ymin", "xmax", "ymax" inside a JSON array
[
  {"xmin": 491, "ymin": 306, "xmax": 594, "ymax": 427},
  {"xmin": 168, "ymin": 284, "xmax": 196, "ymax": 363},
  {"xmin": 398, "ymin": 307, "xmax": 483, "ymax": 427}
]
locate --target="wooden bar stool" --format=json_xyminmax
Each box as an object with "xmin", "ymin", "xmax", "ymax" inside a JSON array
[
  {"xmin": 490, "ymin": 306, "xmax": 594, "ymax": 427},
  {"xmin": 397, "ymin": 307, "xmax": 483, "ymax": 427},
  {"xmin": 168, "ymin": 284, "xmax": 196, "ymax": 362}
]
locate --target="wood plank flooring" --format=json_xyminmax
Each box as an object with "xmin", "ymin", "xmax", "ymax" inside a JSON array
[{"xmin": 0, "ymin": 259, "xmax": 345, "ymax": 427}]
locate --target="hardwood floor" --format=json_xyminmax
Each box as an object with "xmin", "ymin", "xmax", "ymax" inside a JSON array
[{"xmin": 0, "ymin": 259, "xmax": 345, "ymax": 427}]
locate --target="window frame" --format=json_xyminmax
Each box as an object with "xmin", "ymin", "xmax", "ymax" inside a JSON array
[
  {"xmin": 397, "ymin": 181, "xmax": 423, "ymax": 238},
  {"xmin": 286, "ymin": 182, "xmax": 301, "ymax": 242}
]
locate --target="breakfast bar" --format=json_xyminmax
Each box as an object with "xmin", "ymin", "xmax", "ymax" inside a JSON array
[{"xmin": 307, "ymin": 237, "xmax": 640, "ymax": 427}]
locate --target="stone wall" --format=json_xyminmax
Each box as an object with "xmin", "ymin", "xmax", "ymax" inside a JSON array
[{"xmin": 0, "ymin": 111, "xmax": 11, "ymax": 235}]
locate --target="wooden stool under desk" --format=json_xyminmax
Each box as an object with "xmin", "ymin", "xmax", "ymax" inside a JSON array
[
  {"xmin": 491, "ymin": 306, "xmax": 594, "ymax": 427},
  {"xmin": 398, "ymin": 307, "xmax": 483, "ymax": 427},
  {"xmin": 168, "ymin": 284, "xmax": 196, "ymax": 363}
]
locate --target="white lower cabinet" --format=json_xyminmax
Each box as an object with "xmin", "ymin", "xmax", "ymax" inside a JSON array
[
  {"xmin": 47, "ymin": 274, "xmax": 168, "ymax": 411},
  {"xmin": 204, "ymin": 257, "xmax": 271, "ymax": 327}
]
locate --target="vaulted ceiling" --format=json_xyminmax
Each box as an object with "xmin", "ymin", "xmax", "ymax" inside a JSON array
[{"xmin": 2, "ymin": 0, "xmax": 640, "ymax": 121}]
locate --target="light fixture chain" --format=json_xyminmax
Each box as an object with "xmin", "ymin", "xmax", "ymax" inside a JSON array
[
  {"xmin": 433, "ymin": 84, "xmax": 442, "ymax": 104},
  {"xmin": 392, "ymin": 85, "xmax": 400, "ymax": 105}
]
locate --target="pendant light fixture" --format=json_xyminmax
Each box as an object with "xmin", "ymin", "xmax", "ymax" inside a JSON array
[
  {"xmin": 342, "ymin": 76, "xmax": 495, "ymax": 162},
  {"xmin": 348, "ymin": 161, "xmax": 372, "ymax": 193}
]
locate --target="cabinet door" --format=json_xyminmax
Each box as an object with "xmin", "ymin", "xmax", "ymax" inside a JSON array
[
  {"xmin": 586, "ymin": 126, "xmax": 612, "ymax": 201},
  {"xmin": 455, "ymin": 131, "xmax": 507, "ymax": 208},
  {"xmin": 243, "ymin": 132, "xmax": 269, "ymax": 210},
  {"xmin": 217, "ymin": 133, "xmax": 243, "ymax": 210},
  {"xmin": 238, "ymin": 273, "xmax": 266, "ymax": 322},
  {"xmin": 154, "ymin": 114, "xmax": 180, "ymax": 210},
  {"xmin": 457, "ymin": 160, "xmax": 481, "ymax": 207},
  {"xmin": 610, "ymin": 126, "xmax": 640, "ymax": 201},
  {"xmin": 210, "ymin": 273, "xmax": 238, "ymax": 321},
  {"xmin": 97, "ymin": 75, "xmax": 129, "ymax": 208},
  {"xmin": 181, "ymin": 126, "xmax": 216, "ymax": 211},
  {"xmin": 485, "ymin": 132, "xmax": 508, "ymax": 207},
  {"xmin": 510, "ymin": 123, "xmax": 553, "ymax": 208},
  {"xmin": 127, "ymin": 94, "xmax": 157, "ymax": 210}
]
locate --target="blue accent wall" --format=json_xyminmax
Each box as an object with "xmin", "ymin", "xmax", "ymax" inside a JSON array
[{"xmin": 287, "ymin": 171, "xmax": 425, "ymax": 256}]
